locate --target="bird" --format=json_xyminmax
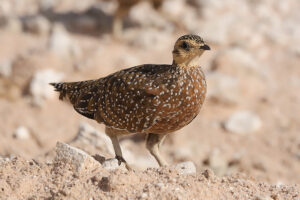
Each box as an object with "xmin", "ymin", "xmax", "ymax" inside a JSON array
[
  {"xmin": 111, "ymin": 0, "xmax": 164, "ymax": 37},
  {"xmin": 50, "ymin": 34, "xmax": 210, "ymax": 169}
]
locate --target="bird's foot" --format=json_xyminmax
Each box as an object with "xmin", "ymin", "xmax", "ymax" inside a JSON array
[{"xmin": 115, "ymin": 155, "xmax": 132, "ymax": 171}]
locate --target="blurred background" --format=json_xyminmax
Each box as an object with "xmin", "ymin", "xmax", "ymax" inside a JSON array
[{"xmin": 0, "ymin": 0, "xmax": 299, "ymax": 184}]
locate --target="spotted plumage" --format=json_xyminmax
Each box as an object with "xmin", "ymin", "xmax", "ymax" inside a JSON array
[{"xmin": 50, "ymin": 34, "xmax": 210, "ymax": 168}]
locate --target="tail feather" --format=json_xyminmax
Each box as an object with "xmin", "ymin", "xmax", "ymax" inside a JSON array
[
  {"xmin": 50, "ymin": 80, "xmax": 95, "ymax": 102},
  {"xmin": 50, "ymin": 80, "xmax": 98, "ymax": 120},
  {"xmin": 49, "ymin": 82, "xmax": 67, "ymax": 100}
]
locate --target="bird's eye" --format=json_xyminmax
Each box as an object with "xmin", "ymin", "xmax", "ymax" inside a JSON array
[{"xmin": 181, "ymin": 41, "xmax": 189, "ymax": 50}]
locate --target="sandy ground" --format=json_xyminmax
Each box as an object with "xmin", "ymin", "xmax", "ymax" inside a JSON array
[
  {"xmin": 0, "ymin": 0, "xmax": 300, "ymax": 199},
  {"xmin": 1, "ymin": 156, "xmax": 299, "ymax": 200}
]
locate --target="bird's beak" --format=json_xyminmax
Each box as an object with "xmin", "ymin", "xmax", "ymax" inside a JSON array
[{"xmin": 200, "ymin": 44, "xmax": 210, "ymax": 50}]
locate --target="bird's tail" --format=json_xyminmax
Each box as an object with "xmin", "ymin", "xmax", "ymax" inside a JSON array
[
  {"xmin": 50, "ymin": 79, "xmax": 96, "ymax": 103},
  {"xmin": 49, "ymin": 82, "xmax": 68, "ymax": 100},
  {"xmin": 50, "ymin": 80, "xmax": 98, "ymax": 120}
]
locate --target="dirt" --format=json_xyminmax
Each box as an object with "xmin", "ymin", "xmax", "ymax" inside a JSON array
[{"xmin": 0, "ymin": 157, "xmax": 299, "ymax": 200}]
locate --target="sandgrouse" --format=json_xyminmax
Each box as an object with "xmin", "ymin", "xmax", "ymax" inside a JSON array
[{"xmin": 50, "ymin": 34, "xmax": 210, "ymax": 168}]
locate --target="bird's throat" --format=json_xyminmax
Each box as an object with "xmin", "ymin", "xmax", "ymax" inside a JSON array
[{"xmin": 175, "ymin": 54, "xmax": 202, "ymax": 68}]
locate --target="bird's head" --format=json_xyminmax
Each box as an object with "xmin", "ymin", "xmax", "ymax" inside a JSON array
[{"xmin": 172, "ymin": 34, "xmax": 210, "ymax": 67}]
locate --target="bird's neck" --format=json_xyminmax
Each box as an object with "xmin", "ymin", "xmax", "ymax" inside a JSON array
[{"xmin": 172, "ymin": 55, "xmax": 202, "ymax": 69}]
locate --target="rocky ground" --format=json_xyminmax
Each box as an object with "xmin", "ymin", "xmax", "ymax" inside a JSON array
[{"xmin": 0, "ymin": 0, "xmax": 300, "ymax": 199}]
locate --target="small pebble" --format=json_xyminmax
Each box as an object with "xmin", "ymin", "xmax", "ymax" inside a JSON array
[
  {"xmin": 174, "ymin": 161, "xmax": 196, "ymax": 175},
  {"xmin": 225, "ymin": 111, "xmax": 262, "ymax": 134},
  {"xmin": 13, "ymin": 126, "xmax": 30, "ymax": 139}
]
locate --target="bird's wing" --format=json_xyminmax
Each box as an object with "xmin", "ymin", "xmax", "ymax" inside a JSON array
[
  {"xmin": 52, "ymin": 64, "xmax": 174, "ymax": 132},
  {"xmin": 119, "ymin": 64, "xmax": 172, "ymax": 94},
  {"xmin": 93, "ymin": 64, "xmax": 173, "ymax": 132}
]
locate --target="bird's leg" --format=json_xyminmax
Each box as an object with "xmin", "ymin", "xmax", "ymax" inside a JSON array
[
  {"xmin": 146, "ymin": 133, "xmax": 168, "ymax": 166},
  {"xmin": 110, "ymin": 135, "xmax": 124, "ymax": 164},
  {"xmin": 109, "ymin": 135, "xmax": 132, "ymax": 170},
  {"xmin": 105, "ymin": 127, "xmax": 131, "ymax": 170}
]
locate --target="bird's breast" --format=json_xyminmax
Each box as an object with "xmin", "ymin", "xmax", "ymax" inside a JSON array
[{"xmin": 147, "ymin": 66, "xmax": 206, "ymax": 133}]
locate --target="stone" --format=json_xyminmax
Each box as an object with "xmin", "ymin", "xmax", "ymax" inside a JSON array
[
  {"xmin": 78, "ymin": 122, "xmax": 98, "ymax": 136},
  {"xmin": 0, "ymin": 16, "xmax": 22, "ymax": 33},
  {"xmin": 13, "ymin": 126, "xmax": 30, "ymax": 139},
  {"xmin": 0, "ymin": 0, "xmax": 12, "ymax": 17},
  {"xmin": 206, "ymin": 148, "xmax": 227, "ymax": 176},
  {"xmin": 195, "ymin": 0, "xmax": 252, "ymax": 45},
  {"xmin": 162, "ymin": 0, "xmax": 198, "ymax": 32},
  {"xmin": 200, "ymin": 0, "xmax": 249, "ymax": 19},
  {"xmin": 39, "ymin": 0, "xmax": 58, "ymax": 11},
  {"xmin": 29, "ymin": 69, "xmax": 64, "ymax": 104},
  {"xmin": 225, "ymin": 111, "xmax": 262, "ymax": 134},
  {"xmin": 102, "ymin": 158, "xmax": 120, "ymax": 170},
  {"xmin": 129, "ymin": 1, "xmax": 171, "ymax": 31},
  {"xmin": 179, "ymin": 8, "xmax": 199, "ymax": 32},
  {"xmin": 48, "ymin": 23, "xmax": 81, "ymax": 57},
  {"xmin": 213, "ymin": 47, "xmax": 260, "ymax": 75},
  {"xmin": 206, "ymin": 72, "xmax": 240, "ymax": 105},
  {"xmin": 254, "ymin": 195, "xmax": 273, "ymax": 200},
  {"xmin": 73, "ymin": 122, "xmax": 114, "ymax": 155},
  {"xmin": 119, "ymin": 139, "xmax": 157, "ymax": 169},
  {"xmin": 95, "ymin": 0, "xmax": 117, "ymax": 14},
  {"xmin": 0, "ymin": 60, "xmax": 12, "ymax": 77},
  {"xmin": 198, "ymin": 16, "xmax": 231, "ymax": 45},
  {"xmin": 114, "ymin": 54, "xmax": 140, "ymax": 69},
  {"xmin": 161, "ymin": 0, "xmax": 186, "ymax": 19},
  {"xmin": 295, "ymin": 151, "xmax": 300, "ymax": 160},
  {"xmin": 0, "ymin": 79, "xmax": 21, "ymax": 100},
  {"xmin": 173, "ymin": 147, "xmax": 193, "ymax": 161},
  {"xmin": 140, "ymin": 193, "xmax": 148, "ymax": 199},
  {"xmin": 155, "ymin": 182, "xmax": 165, "ymax": 189},
  {"xmin": 174, "ymin": 161, "xmax": 196, "ymax": 175},
  {"xmin": 23, "ymin": 16, "xmax": 51, "ymax": 35},
  {"xmin": 202, "ymin": 169, "xmax": 214, "ymax": 179},
  {"xmin": 128, "ymin": 28, "xmax": 170, "ymax": 50},
  {"xmin": 55, "ymin": 142, "xmax": 101, "ymax": 173}
]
